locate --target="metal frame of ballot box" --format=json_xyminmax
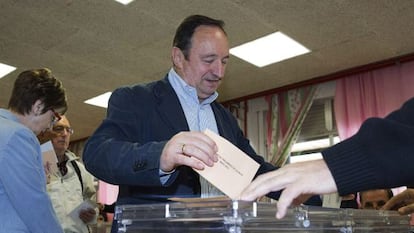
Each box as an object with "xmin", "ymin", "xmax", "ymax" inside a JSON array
[{"xmin": 114, "ymin": 200, "xmax": 413, "ymax": 233}]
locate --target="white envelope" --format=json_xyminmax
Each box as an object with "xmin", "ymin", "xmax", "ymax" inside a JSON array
[{"xmin": 192, "ymin": 129, "xmax": 260, "ymax": 200}]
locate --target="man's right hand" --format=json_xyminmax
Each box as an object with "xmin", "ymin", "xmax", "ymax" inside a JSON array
[
  {"xmin": 160, "ymin": 131, "xmax": 218, "ymax": 172},
  {"xmin": 240, "ymin": 159, "xmax": 337, "ymax": 219}
]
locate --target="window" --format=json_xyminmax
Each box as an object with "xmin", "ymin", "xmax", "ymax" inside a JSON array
[
  {"xmin": 290, "ymin": 97, "xmax": 340, "ymax": 163},
  {"xmin": 244, "ymin": 81, "xmax": 338, "ymax": 164}
]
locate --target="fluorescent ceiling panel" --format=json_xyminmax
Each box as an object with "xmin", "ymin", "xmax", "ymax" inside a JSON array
[
  {"xmin": 114, "ymin": 0, "xmax": 134, "ymax": 5},
  {"xmin": 84, "ymin": 92, "xmax": 112, "ymax": 108},
  {"xmin": 230, "ymin": 31, "xmax": 310, "ymax": 67},
  {"xmin": 0, "ymin": 63, "xmax": 16, "ymax": 79}
]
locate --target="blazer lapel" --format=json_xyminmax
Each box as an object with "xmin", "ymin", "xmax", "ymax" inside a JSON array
[
  {"xmin": 153, "ymin": 77, "xmax": 189, "ymax": 133},
  {"xmin": 211, "ymin": 102, "xmax": 230, "ymax": 139}
]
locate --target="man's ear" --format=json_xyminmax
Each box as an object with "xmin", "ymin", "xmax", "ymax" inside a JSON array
[
  {"xmin": 172, "ymin": 47, "xmax": 185, "ymax": 69},
  {"xmin": 32, "ymin": 100, "xmax": 44, "ymax": 116}
]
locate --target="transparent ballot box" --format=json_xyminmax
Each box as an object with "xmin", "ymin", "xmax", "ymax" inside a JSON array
[{"xmin": 114, "ymin": 199, "xmax": 412, "ymax": 233}]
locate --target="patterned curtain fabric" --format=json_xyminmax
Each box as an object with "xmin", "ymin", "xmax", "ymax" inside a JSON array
[
  {"xmin": 266, "ymin": 85, "xmax": 319, "ymax": 167},
  {"xmin": 335, "ymin": 61, "xmax": 414, "ymax": 140},
  {"xmin": 228, "ymin": 101, "xmax": 247, "ymax": 134}
]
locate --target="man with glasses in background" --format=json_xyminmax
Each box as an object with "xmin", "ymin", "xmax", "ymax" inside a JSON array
[{"xmin": 41, "ymin": 115, "xmax": 98, "ymax": 233}]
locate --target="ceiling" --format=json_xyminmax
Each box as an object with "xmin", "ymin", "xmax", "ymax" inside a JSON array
[{"xmin": 1, "ymin": 0, "xmax": 414, "ymax": 141}]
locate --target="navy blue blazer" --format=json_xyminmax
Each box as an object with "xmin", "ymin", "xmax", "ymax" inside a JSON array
[{"xmin": 83, "ymin": 76, "xmax": 321, "ymax": 205}]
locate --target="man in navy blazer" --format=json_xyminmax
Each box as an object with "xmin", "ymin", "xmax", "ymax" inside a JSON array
[{"xmin": 83, "ymin": 15, "xmax": 320, "ymax": 211}]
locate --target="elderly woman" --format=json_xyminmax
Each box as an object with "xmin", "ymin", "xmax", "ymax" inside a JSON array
[{"xmin": 0, "ymin": 68, "xmax": 67, "ymax": 233}]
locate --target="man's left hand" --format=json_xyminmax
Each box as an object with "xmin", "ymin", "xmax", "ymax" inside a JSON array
[{"xmin": 79, "ymin": 208, "xmax": 96, "ymax": 223}]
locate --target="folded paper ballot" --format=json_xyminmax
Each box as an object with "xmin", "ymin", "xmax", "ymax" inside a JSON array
[
  {"xmin": 191, "ymin": 129, "xmax": 260, "ymax": 200},
  {"xmin": 69, "ymin": 199, "xmax": 97, "ymax": 225},
  {"xmin": 41, "ymin": 141, "xmax": 58, "ymax": 176}
]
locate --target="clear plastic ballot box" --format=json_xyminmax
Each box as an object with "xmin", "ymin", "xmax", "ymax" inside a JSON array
[{"xmin": 113, "ymin": 199, "xmax": 413, "ymax": 233}]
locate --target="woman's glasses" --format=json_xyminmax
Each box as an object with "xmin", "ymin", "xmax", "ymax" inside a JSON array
[{"xmin": 51, "ymin": 108, "xmax": 62, "ymax": 125}]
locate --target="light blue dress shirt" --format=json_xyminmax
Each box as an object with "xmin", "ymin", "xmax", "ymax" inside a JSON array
[
  {"xmin": 168, "ymin": 69, "xmax": 224, "ymax": 197},
  {"xmin": 168, "ymin": 68, "xmax": 219, "ymax": 134},
  {"xmin": 0, "ymin": 109, "xmax": 63, "ymax": 233}
]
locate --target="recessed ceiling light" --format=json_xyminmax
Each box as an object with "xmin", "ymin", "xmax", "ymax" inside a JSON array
[
  {"xmin": 114, "ymin": 0, "xmax": 134, "ymax": 5},
  {"xmin": 230, "ymin": 31, "xmax": 310, "ymax": 67},
  {"xmin": 0, "ymin": 63, "xmax": 16, "ymax": 79},
  {"xmin": 84, "ymin": 92, "xmax": 112, "ymax": 108}
]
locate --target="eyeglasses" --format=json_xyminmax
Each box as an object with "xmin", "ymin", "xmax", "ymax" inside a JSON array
[
  {"xmin": 52, "ymin": 125, "xmax": 74, "ymax": 135},
  {"xmin": 51, "ymin": 108, "xmax": 62, "ymax": 125}
]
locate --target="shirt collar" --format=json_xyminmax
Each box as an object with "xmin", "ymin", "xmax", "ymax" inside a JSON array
[
  {"xmin": 0, "ymin": 108, "xmax": 19, "ymax": 123},
  {"xmin": 167, "ymin": 68, "xmax": 218, "ymax": 105}
]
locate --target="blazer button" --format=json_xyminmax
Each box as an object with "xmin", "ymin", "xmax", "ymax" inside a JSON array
[{"xmin": 133, "ymin": 161, "xmax": 145, "ymax": 171}]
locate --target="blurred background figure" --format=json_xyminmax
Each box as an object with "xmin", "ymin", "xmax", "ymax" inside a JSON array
[
  {"xmin": 359, "ymin": 189, "xmax": 393, "ymax": 210},
  {"xmin": 40, "ymin": 115, "xmax": 98, "ymax": 233}
]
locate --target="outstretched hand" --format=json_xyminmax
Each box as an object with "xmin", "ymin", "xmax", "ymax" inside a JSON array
[
  {"xmin": 240, "ymin": 159, "xmax": 337, "ymax": 219},
  {"xmin": 382, "ymin": 188, "xmax": 414, "ymax": 215}
]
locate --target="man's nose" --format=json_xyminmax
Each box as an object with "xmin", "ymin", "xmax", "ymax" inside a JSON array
[{"xmin": 212, "ymin": 61, "xmax": 226, "ymax": 77}]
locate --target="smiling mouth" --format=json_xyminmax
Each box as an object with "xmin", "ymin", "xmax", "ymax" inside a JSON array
[{"xmin": 205, "ymin": 78, "xmax": 221, "ymax": 82}]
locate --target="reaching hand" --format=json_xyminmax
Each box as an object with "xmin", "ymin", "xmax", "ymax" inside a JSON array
[
  {"xmin": 382, "ymin": 189, "xmax": 414, "ymax": 215},
  {"xmin": 160, "ymin": 131, "xmax": 218, "ymax": 172},
  {"xmin": 240, "ymin": 159, "xmax": 337, "ymax": 219}
]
